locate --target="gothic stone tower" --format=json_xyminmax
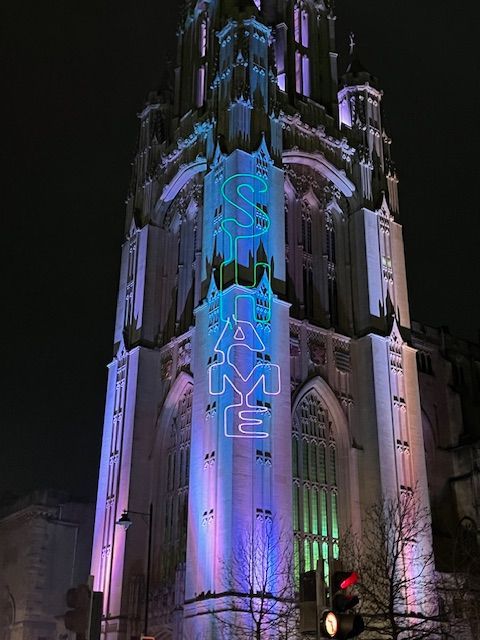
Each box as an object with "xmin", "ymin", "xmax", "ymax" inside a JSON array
[{"xmin": 90, "ymin": 1, "xmax": 432, "ymax": 639}]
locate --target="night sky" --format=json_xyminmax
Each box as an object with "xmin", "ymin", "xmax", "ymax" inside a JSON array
[{"xmin": 2, "ymin": 1, "xmax": 479, "ymax": 501}]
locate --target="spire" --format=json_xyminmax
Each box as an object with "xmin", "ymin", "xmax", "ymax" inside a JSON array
[
  {"xmin": 345, "ymin": 32, "xmax": 367, "ymax": 74},
  {"xmin": 349, "ymin": 31, "xmax": 355, "ymax": 57},
  {"xmin": 224, "ymin": 0, "xmax": 259, "ymax": 15},
  {"xmin": 342, "ymin": 32, "xmax": 378, "ymax": 88},
  {"xmin": 237, "ymin": 0, "xmax": 258, "ymax": 8}
]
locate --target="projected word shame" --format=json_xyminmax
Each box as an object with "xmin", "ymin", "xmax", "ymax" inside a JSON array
[
  {"xmin": 209, "ymin": 320, "xmax": 281, "ymax": 438},
  {"xmin": 208, "ymin": 173, "xmax": 281, "ymax": 439},
  {"xmin": 219, "ymin": 173, "xmax": 272, "ymax": 323}
]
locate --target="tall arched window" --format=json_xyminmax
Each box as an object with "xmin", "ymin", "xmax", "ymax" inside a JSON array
[
  {"xmin": 293, "ymin": 3, "xmax": 308, "ymax": 45},
  {"xmin": 326, "ymin": 214, "xmax": 338, "ymax": 327},
  {"xmin": 303, "ymin": 264, "xmax": 313, "ymax": 318},
  {"xmin": 160, "ymin": 385, "xmax": 192, "ymax": 580},
  {"xmin": 196, "ymin": 16, "xmax": 208, "ymax": 107},
  {"xmin": 293, "ymin": 2, "xmax": 310, "ymax": 96},
  {"xmin": 292, "ymin": 391, "xmax": 339, "ymax": 586},
  {"xmin": 199, "ymin": 17, "xmax": 207, "ymax": 58}
]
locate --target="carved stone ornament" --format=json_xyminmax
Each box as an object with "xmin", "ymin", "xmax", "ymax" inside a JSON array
[
  {"xmin": 309, "ymin": 338, "xmax": 327, "ymax": 366},
  {"xmin": 164, "ymin": 181, "xmax": 202, "ymax": 231},
  {"xmin": 285, "ymin": 166, "xmax": 334, "ymax": 209},
  {"xmin": 290, "ymin": 341, "xmax": 301, "ymax": 357},
  {"xmin": 161, "ymin": 356, "xmax": 173, "ymax": 381},
  {"xmin": 177, "ymin": 341, "xmax": 192, "ymax": 371}
]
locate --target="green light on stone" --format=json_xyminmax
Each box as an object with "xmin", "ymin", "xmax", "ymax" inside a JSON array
[
  {"xmin": 332, "ymin": 493, "xmax": 338, "ymax": 538},
  {"xmin": 321, "ymin": 490, "xmax": 328, "ymax": 536},
  {"xmin": 311, "ymin": 491, "xmax": 319, "ymax": 535}
]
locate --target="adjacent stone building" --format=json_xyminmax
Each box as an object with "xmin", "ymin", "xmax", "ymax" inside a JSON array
[
  {"xmin": 412, "ymin": 323, "xmax": 480, "ymax": 566},
  {"xmin": 0, "ymin": 490, "xmax": 94, "ymax": 640}
]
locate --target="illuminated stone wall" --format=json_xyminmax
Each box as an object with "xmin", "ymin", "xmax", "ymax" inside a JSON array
[{"xmin": 0, "ymin": 491, "xmax": 94, "ymax": 640}]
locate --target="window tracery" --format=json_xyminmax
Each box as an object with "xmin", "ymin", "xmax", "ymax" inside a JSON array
[
  {"xmin": 199, "ymin": 16, "xmax": 207, "ymax": 58},
  {"xmin": 326, "ymin": 212, "xmax": 338, "ymax": 326},
  {"xmin": 196, "ymin": 15, "xmax": 208, "ymax": 107},
  {"xmin": 294, "ymin": 2, "xmax": 310, "ymax": 96},
  {"xmin": 161, "ymin": 386, "xmax": 192, "ymax": 579},
  {"xmin": 293, "ymin": 391, "xmax": 339, "ymax": 587}
]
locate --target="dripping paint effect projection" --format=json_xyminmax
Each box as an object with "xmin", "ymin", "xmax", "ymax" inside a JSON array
[
  {"xmin": 219, "ymin": 174, "xmax": 272, "ymax": 323},
  {"xmin": 208, "ymin": 173, "xmax": 281, "ymax": 438}
]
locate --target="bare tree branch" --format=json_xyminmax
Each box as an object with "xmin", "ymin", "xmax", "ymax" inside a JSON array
[
  {"xmin": 340, "ymin": 490, "xmax": 444, "ymax": 640},
  {"xmin": 214, "ymin": 520, "xmax": 301, "ymax": 640}
]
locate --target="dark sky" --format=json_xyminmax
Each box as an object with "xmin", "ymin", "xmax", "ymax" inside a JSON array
[{"xmin": 2, "ymin": 1, "xmax": 479, "ymax": 501}]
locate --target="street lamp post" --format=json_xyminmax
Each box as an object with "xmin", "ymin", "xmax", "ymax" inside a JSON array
[{"xmin": 116, "ymin": 503, "xmax": 153, "ymax": 637}]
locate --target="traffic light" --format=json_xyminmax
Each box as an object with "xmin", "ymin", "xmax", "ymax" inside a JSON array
[
  {"xmin": 329, "ymin": 570, "xmax": 365, "ymax": 639},
  {"xmin": 332, "ymin": 571, "xmax": 360, "ymax": 613},
  {"xmin": 300, "ymin": 569, "xmax": 317, "ymax": 602},
  {"xmin": 64, "ymin": 582, "xmax": 103, "ymax": 640},
  {"xmin": 65, "ymin": 583, "xmax": 90, "ymax": 640},
  {"xmin": 299, "ymin": 567, "xmax": 328, "ymax": 635},
  {"xmin": 89, "ymin": 591, "xmax": 103, "ymax": 640},
  {"xmin": 299, "ymin": 570, "xmax": 317, "ymax": 634}
]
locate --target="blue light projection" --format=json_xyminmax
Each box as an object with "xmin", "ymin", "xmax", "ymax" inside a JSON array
[
  {"xmin": 208, "ymin": 173, "xmax": 281, "ymax": 438},
  {"xmin": 218, "ymin": 173, "xmax": 271, "ymax": 323}
]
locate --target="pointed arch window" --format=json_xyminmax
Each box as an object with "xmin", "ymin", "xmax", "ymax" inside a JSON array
[
  {"xmin": 301, "ymin": 8, "xmax": 309, "ymax": 47},
  {"xmin": 292, "ymin": 391, "xmax": 340, "ymax": 587},
  {"xmin": 293, "ymin": 3, "xmax": 309, "ymax": 45},
  {"xmin": 199, "ymin": 17, "xmax": 208, "ymax": 57},
  {"xmin": 326, "ymin": 224, "xmax": 336, "ymax": 263},
  {"xmin": 301, "ymin": 207, "xmax": 312, "ymax": 254},
  {"xmin": 295, "ymin": 51, "xmax": 302, "ymax": 93},
  {"xmin": 160, "ymin": 385, "xmax": 192, "ymax": 578},
  {"xmin": 326, "ymin": 215, "xmax": 338, "ymax": 327},
  {"xmin": 295, "ymin": 53, "xmax": 310, "ymax": 97},
  {"xmin": 328, "ymin": 278, "xmax": 338, "ymax": 327},
  {"xmin": 196, "ymin": 66, "xmax": 206, "ymax": 107},
  {"xmin": 302, "ymin": 55, "xmax": 310, "ymax": 96},
  {"xmin": 196, "ymin": 15, "xmax": 208, "ymax": 107},
  {"xmin": 294, "ymin": 2, "xmax": 310, "ymax": 96},
  {"xmin": 294, "ymin": 4, "xmax": 300, "ymax": 42},
  {"xmin": 276, "ymin": 25, "xmax": 287, "ymax": 90},
  {"xmin": 303, "ymin": 264, "xmax": 313, "ymax": 318}
]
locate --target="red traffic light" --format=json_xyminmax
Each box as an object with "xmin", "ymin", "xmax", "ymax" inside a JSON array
[
  {"xmin": 339, "ymin": 571, "xmax": 359, "ymax": 589},
  {"xmin": 330, "ymin": 570, "xmax": 364, "ymax": 638}
]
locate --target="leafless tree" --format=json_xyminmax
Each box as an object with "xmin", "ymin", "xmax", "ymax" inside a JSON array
[
  {"xmin": 215, "ymin": 519, "xmax": 301, "ymax": 640},
  {"xmin": 439, "ymin": 516, "xmax": 480, "ymax": 639},
  {"xmin": 341, "ymin": 490, "xmax": 443, "ymax": 640}
]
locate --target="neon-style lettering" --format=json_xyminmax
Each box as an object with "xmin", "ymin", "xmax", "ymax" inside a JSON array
[
  {"xmin": 219, "ymin": 173, "xmax": 271, "ymax": 323},
  {"xmin": 208, "ymin": 173, "xmax": 281, "ymax": 438},
  {"xmin": 209, "ymin": 319, "xmax": 281, "ymax": 438}
]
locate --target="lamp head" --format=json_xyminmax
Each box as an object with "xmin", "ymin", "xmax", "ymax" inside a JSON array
[{"xmin": 116, "ymin": 511, "xmax": 133, "ymax": 531}]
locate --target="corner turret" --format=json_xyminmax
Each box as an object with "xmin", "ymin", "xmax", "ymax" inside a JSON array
[{"xmin": 338, "ymin": 35, "xmax": 399, "ymax": 212}]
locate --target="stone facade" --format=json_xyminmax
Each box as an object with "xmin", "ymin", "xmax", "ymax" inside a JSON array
[
  {"xmin": 412, "ymin": 323, "xmax": 480, "ymax": 567},
  {"xmin": 0, "ymin": 491, "xmax": 94, "ymax": 640}
]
